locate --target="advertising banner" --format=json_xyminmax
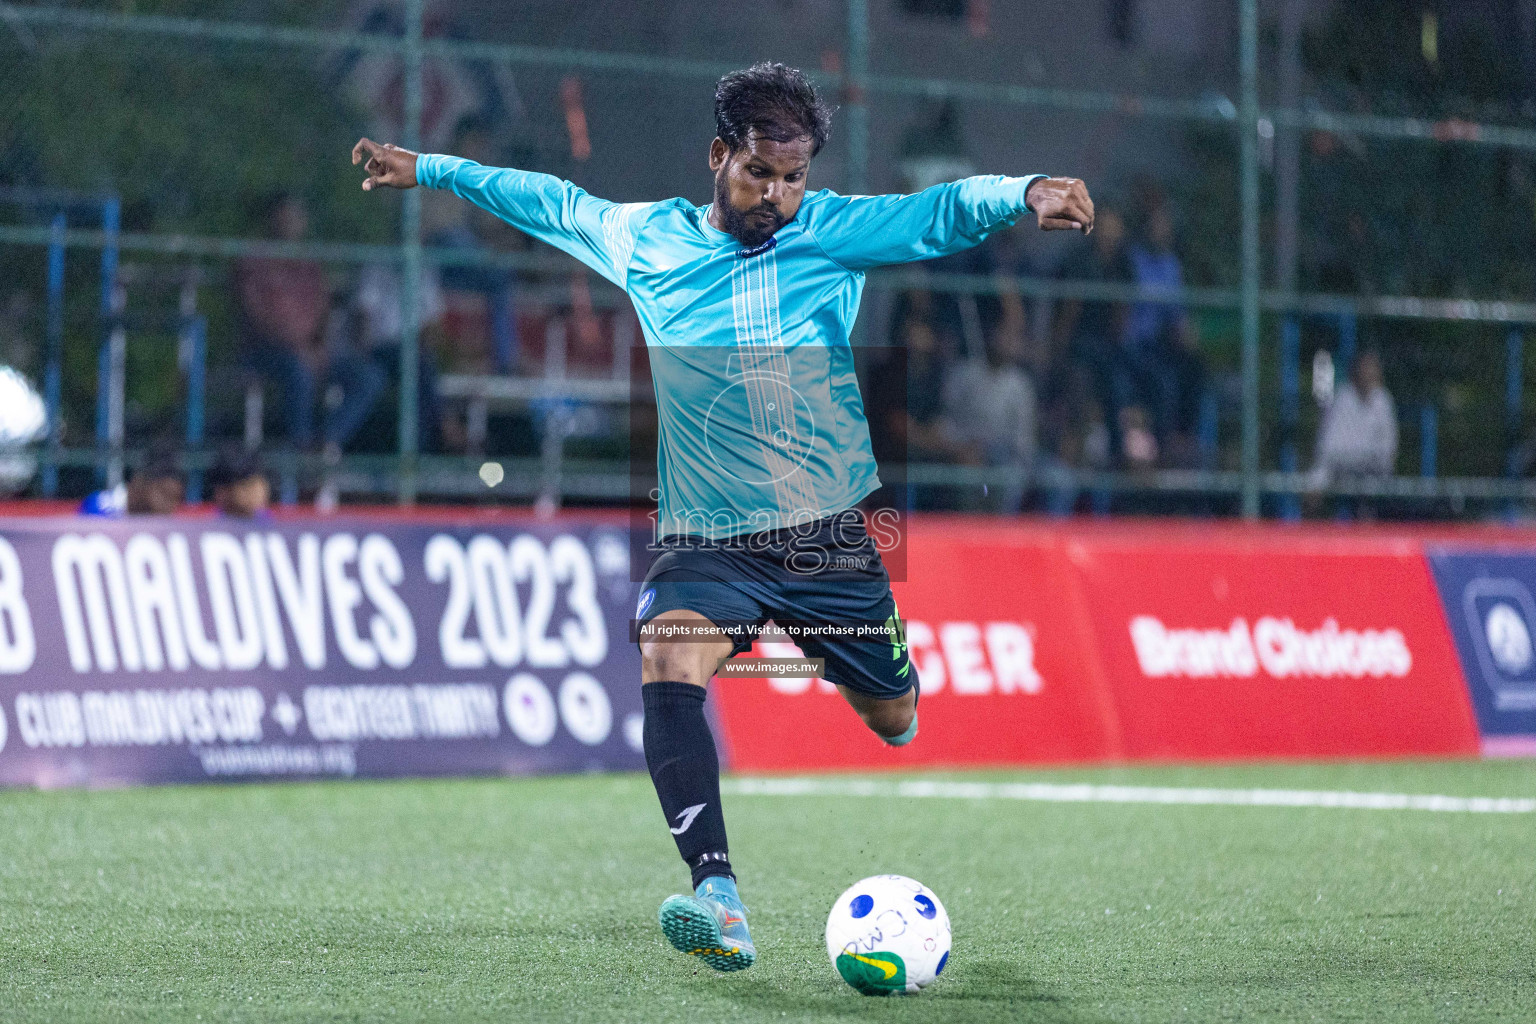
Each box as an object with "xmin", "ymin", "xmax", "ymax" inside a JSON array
[
  {"xmin": 0, "ymin": 518, "xmax": 645, "ymax": 787},
  {"xmin": 1427, "ymin": 549, "xmax": 1536, "ymax": 755},
  {"xmin": 707, "ymin": 522, "xmax": 1120, "ymax": 771},
  {"xmin": 1071, "ymin": 533, "xmax": 1481, "ymax": 760},
  {"xmin": 0, "ymin": 513, "xmax": 1513, "ymax": 787}
]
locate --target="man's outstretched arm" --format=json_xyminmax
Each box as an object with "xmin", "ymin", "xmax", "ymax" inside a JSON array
[
  {"xmin": 352, "ymin": 138, "xmax": 648, "ymax": 288},
  {"xmin": 805, "ymin": 174, "xmax": 1094, "ymax": 272}
]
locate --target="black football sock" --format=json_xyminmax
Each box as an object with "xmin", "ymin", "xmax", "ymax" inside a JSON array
[{"xmin": 642, "ymin": 681, "xmax": 733, "ymax": 889}]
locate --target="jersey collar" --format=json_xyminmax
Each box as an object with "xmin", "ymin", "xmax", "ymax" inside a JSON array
[{"xmin": 699, "ymin": 204, "xmax": 794, "ymax": 257}]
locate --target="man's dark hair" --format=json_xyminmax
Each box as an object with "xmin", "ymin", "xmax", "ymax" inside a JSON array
[
  {"xmin": 714, "ymin": 62, "xmax": 833, "ymax": 156},
  {"xmin": 132, "ymin": 441, "xmax": 183, "ymax": 483},
  {"xmin": 207, "ymin": 444, "xmax": 264, "ymax": 491}
]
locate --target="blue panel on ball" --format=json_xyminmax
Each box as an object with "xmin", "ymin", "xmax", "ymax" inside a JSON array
[
  {"xmin": 913, "ymin": 894, "xmax": 937, "ymax": 919},
  {"xmin": 849, "ymin": 894, "xmax": 874, "ymax": 918},
  {"xmin": 936, "ymin": 950, "xmax": 949, "ymax": 975}
]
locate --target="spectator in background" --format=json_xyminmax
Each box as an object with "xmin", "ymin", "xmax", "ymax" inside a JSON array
[
  {"xmin": 208, "ymin": 446, "xmax": 271, "ymax": 520},
  {"xmin": 1124, "ymin": 204, "xmax": 1206, "ymax": 466},
  {"xmin": 869, "ymin": 289, "xmax": 977, "ymax": 509},
  {"xmin": 430, "ymin": 116, "xmax": 524, "ymax": 373},
  {"xmin": 941, "ymin": 319, "xmax": 1037, "ymax": 513},
  {"xmin": 1036, "ymin": 364, "xmax": 1112, "ymax": 516},
  {"xmin": 1051, "ymin": 208, "xmax": 1137, "ymax": 463},
  {"xmin": 234, "ymin": 192, "xmax": 385, "ymax": 456},
  {"xmin": 80, "ymin": 447, "xmax": 183, "ymax": 516},
  {"xmin": 1310, "ymin": 349, "xmax": 1397, "ymax": 512},
  {"xmin": 354, "ymin": 262, "xmax": 454, "ymax": 452},
  {"xmin": 888, "ymin": 289, "xmax": 975, "ymax": 464}
]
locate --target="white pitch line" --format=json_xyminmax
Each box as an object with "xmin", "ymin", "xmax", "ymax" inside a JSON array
[{"xmin": 723, "ymin": 777, "xmax": 1536, "ymax": 814}]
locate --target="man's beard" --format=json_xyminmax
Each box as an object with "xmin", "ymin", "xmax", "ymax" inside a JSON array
[{"xmin": 714, "ymin": 174, "xmax": 787, "ymax": 248}]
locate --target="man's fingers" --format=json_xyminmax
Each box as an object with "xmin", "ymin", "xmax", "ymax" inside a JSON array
[
  {"xmin": 351, "ymin": 137, "xmax": 379, "ymax": 166},
  {"xmin": 1040, "ymin": 198, "xmax": 1091, "ymax": 231},
  {"xmin": 1030, "ymin": 177, "xmax": 1096, "ymax": 233}
]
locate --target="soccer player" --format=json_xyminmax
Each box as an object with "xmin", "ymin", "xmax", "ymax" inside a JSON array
[{"xmin": 354, "ymin": 61, "xmax": 1093, "ymax": 973}]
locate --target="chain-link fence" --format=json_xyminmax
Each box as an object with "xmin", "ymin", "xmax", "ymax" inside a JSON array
[{"xmin": 3, "ymin": 0, "xmax": 1535, "ymax": 517}]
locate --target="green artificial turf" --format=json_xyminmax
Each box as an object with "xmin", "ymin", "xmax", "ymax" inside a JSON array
[{"xmin": 1, "ymin": 760, "xmax": 1533, "ymax": 1023}]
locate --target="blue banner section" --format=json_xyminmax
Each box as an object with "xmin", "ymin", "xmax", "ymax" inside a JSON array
[
  {"xmin": 1427, "ymin": 548, "xmax": 1536, "ymax": 745},
  {"xmin": 0, "ymin": 517, "xmax": 644, "ymax": 787}
]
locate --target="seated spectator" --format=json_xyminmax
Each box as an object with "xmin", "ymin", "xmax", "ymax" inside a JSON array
[
  {"xmin": 867, "ymin": 289, "xmax": 975, "ymax": 510},
  {"xmin": 941, "ymin": 324, "xmax": 1037, "ymax": 513},
  {"xmin": 354, "ymin": 262, "xmax": 456, "ymax": 452},
  {"xmin": 1052, "ymin": 208, "xmax": 1136, "ymax": 463},
  {"xmin": 207, "ymin": 446, "xmax": 271, "ymax": 520},
  {"xmin": 893, "ymin": 291, "xmax": 978, "ymax": 461},
  {"xmin": 80, "ymin": 447, "xmax": 183, "ymax": 516},
  {"xmin": 431, "ymin": 116, "xmax": 524, "ymax": 373},
  {"xmin": 1036, "ymin": 364, "xmax": 1112, "ymax": 517},
  {"xmin": 1124, "ymin": 205, "xmax": 1207, "ymax": 465},
  {"xmin": 1310, "ymin": 349, "xmax": 1397, "ymax": 511},
  {"xmin": 234, "ymin": 192, "xmax": 384, "ymax": 456},
  {"xmin": 1118, "ymin": 405, "xmax": 1159, "ymax": 471}
]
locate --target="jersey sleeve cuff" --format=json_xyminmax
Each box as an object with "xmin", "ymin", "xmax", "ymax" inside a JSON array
[
  {"xmin": 1019, "ymin": 174, "xmax": 1049, "ymax": 213},
  {"xmin": 416, "ymin": 153, "xmax": 454, "ymax": 189}
]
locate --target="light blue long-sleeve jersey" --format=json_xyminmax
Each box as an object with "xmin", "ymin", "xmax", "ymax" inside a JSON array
[{"xmin": 418, "ymin": 154, "xmax": 1043, "ymax": 539}]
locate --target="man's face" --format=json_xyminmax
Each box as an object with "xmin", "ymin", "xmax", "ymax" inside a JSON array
[
  {"xmin": 1094, "ymin": 211, "xmax": 1125, "ymax": 256},
  {"xmin": 126, "ymin": 474, "xmax": 184, "ymax": 516},
  {"xmin": 1355, "ymin": 352, "xmax": 1383, "ymax": 392},
  {"xmin": 709, "ymin": 133, "xmax": 814, "ymax": 247},
  {"xmin": 273, "ymin": 199, "xmax": 308, "ymax": 242},
  {"xmin": 217, "ymin": 476, "xmax": 271, "ymax": 519}
]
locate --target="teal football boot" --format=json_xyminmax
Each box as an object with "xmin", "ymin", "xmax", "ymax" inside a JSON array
[{"xmin": 658, "ymin": 875, "xmax": 757, "ymax": 972}]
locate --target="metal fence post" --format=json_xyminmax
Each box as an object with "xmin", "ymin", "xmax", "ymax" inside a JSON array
[
  {"xmin": 185, "ymin": 316, "xmax": 207, "ymax": 502},
  {"xmin": 1239, "ymin": 0, "xmax": 1262, "ymax": 519},
  {"xmin": 95, "ymin": 198, "xmax": 123, "ymax": 488},
  {"xmin": 846, "ymin": 0, "xmax": 869, "ymax": 195},
  {"xmin": 42, "ymin": 212, "xmax": 65, "ymax": 497},
  {"xmin": 1278, "ymin": 316, "xmax": 1301, "ymax": 520},
  {"xmin": 1506, "ymin": 329, "xmax": 1523, "ymax": 475},
  {"xmin": 398, "ymin": 0, "xmax": 425, "ymax": 505}
]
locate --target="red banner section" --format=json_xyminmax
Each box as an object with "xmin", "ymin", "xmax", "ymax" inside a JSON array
[
  {"xmin": 709, "ymin": 523, "xmax": 1118, "ymax": 771},
  {"xmin": 1070, "ymin": 530, "xmax": 1479, "ymax": 760},
  {"xmin": 710, "ymin": 520, "xmax": 1484, "ymax": 771}
]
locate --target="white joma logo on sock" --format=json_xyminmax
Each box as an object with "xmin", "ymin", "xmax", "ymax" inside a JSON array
[{"xmin": 669, "ymin": 803, "xmax": 706, "ymax": 835}]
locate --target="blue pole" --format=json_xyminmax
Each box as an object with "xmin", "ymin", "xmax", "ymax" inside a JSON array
[
  {"xmin": 1238, "ymin": 0, "xmax": 1261, "ymax": 518},
  {"xmin": 1419, "ymin": 403, "xmax": 1437, "ymax": 478},
  {"xmin": 1336, "ymin": 311, "xmax": 1356, "ymax": 381},
  {"xmin": 94, "ymin": 199, "xmax": 120, "ymax": 486},
  {"xmin": 42, "ymin": 212, "xmax": 65, "ymax": 497},
  {"xmin": 492, "ymin": 281, "xmax": 517, "ymax": 372},
  {"xmin": 1198, "ymin": 391, "xmax": 1219, "ymax": 470},
  {"xmin": 1279, "ymin": 316, "xmax": 1301, "ymax": 521},
  {"xmin": 185, "ymin": 316, "xmax": 207, "ymax": 502}
]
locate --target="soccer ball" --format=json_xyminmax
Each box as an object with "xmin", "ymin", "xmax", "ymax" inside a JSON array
[{"xmin": 825, "ymin": 874, "xmax": 951, "ymax": 995}]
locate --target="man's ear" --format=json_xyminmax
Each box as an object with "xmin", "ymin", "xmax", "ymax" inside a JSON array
[{"xmin": 708, "ymin": 137, "xmax": 729, "ymax": 173}]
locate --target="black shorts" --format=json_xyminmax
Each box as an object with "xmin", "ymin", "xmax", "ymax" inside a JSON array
[{"xmin": 635, "ymin": 510, "xmax": 917, "ymax": 701}]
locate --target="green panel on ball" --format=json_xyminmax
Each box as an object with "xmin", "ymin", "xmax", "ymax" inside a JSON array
[{"xmin": 835, "ymin": 950, "xmax": 908, "ymax": 995}]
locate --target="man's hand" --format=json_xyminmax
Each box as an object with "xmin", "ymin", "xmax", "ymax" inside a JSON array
[
  {"xmin": 1026, "ymin": 177, "xmax": 1095, "ymax": 233},
  {"xmin": 352, "ymin": 138, "xmax": 419, "ymax": 191}
]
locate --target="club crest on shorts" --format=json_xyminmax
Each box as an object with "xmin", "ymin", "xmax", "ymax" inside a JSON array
[{"xmin": 636, "ymin": 587, "xmax": 657, "ymax": 620}]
